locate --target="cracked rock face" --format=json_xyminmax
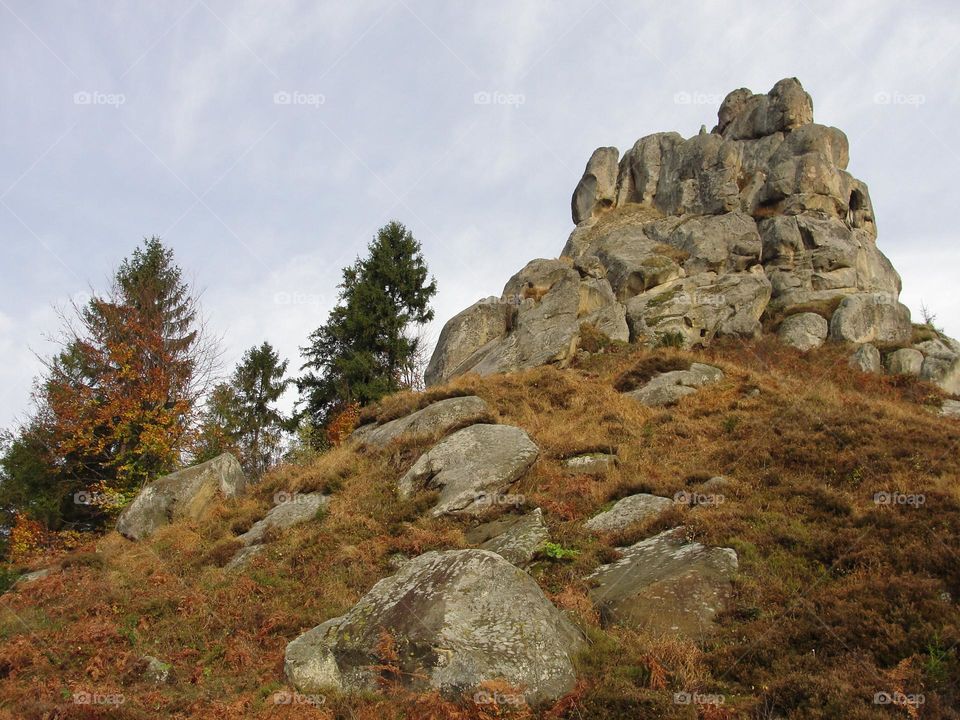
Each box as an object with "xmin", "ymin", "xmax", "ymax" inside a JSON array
[
  {"xmin": 426, "ymin": 77, "xmax": 935, "ymax": 384},
  {"xmin": 398, "ymin": 424, "xmax": 539, "ymax": 515},
  {"xmin": 586, "ymin": 528, "xmax": 738, "ymax": 638},
  {"xmin": 284, "ymin": 549, "xmax": 584, "ymax": 705}
]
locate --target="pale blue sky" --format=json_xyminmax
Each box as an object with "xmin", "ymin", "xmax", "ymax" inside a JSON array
[{"xmin": 2, "ymin": 1, "xmax": 958, "ymax": 428}]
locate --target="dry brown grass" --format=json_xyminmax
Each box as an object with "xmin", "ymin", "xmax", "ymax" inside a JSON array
[{"xmin": 2, "ymin": 338, "xmax": 959, "ymax": 718}]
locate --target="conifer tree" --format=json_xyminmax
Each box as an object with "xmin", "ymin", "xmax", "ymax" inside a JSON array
[{"xmin": 298, "ymin": 221, "xmax": 436, "ymax": 430}]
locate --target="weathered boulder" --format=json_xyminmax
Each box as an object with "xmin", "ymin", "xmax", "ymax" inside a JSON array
[
  {"xmin": 116, "ymin": 453, "xmax": 247, "ymax": 541},
  {"xmin": 584, "ymin": 494, "xmax": 672, "ymax": 534},
  {"xmin": 942, "ymin": 400, "xmax": 960, "ymax": 418},
  {"xmin": 760, "ymin": 214, "xmax": 899, "ymax": 310},
  {"xmin": 778, "ymin": 312, "xmax": 828, "ymax": 351},
  {"xmin": 284, "ymin": 549, "xmax": 584, "ymax": 704},
  {"xmin": 424, "ymin": 299, "xmax": 510, "ymax": 387},
  {"xmin": 572, "ymin": 147, "xmax": 619, "ymax": 225},
  {"xmin": 849, "ymin": 343, "xmax": 881, "ymax": 373},
  {"xmin": 464, "ymin": 508, "xmax": 549, "ymax": 566},
  {"xmin": 586, "ymin": 528, "xmax": 738, "ymax": 637},
  {"xmin": 915, "ymin": 336, "xmax": 960, "ymax": 394},
  {"xmin": 885, "ymin": 348, "xmax": 924, "ymax": 376},
  {"xmin": 829, "ymin": 293, "xmax": 912, "ymax": 345},
  {"xmin": 235, "ymin": 493, "xmax": 328, "ymax": 546},
  {"xmin": 398, "ymin": 424, "xmax": 539, "ymax": 515},
  {"xmin": 561, "ymin": 452, "xmax": 619, "ymax": 475},
  {"xmin": 14, "ymin": 567, "xmax": 55, "ymax": 586},
  {"xmin": 625, "ymin": 363, "xmax": 724, "ymax": 407},
  {"xmin": 352, "ymin": 396, "xmax": 493, "ymax": 448}
]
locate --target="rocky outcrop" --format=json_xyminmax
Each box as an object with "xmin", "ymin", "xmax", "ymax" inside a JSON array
[
  {"xmin": 586, "ymin": 528, "xmax": 738, "ymax": 638},
  {"xmin": 116, "ymin": 453, "xmax": 247, "ymax": 541},
  {"xmin": 284, "ymin": 549, "xmax": 584, "ymax": 705},
  {"xmin": 398, "ymin": 424, "xmax": 538, "ymax": 515},
  {"xmin": 584, "ymin": 494, "xmax": 672, "ymax": 533},
  {"xmin": 352, "ymin": 396, "xmax": 493, "ymax": 448},
  {"xmin": 464, "ymin": 508, "xmax": 549, "ymax": 566},
  {"xmin": 425, "ymin": 78, "xmax": 950, "ymax": 385},
  {"xmin": 624, "ymin": 363, "xmax": 724, "ymax": 407}
]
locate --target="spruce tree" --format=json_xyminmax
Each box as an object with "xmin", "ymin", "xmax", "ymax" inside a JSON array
[
  {"xmin": 298, "ymin": 221, "xmax": 436, "ymax": 429},
  {"xmin": 229, "ymin": 342, "xmax": 289, "ymax": 475}
]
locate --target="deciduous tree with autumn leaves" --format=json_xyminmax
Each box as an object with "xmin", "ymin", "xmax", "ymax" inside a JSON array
[{"xmin": 0, "ymin": 238, "xmax": 217, "ymax": 532}]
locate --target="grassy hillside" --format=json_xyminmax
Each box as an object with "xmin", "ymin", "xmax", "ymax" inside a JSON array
[{"xmin": 2, "ymin": 338, "xmax": 959, "ymax": 719}]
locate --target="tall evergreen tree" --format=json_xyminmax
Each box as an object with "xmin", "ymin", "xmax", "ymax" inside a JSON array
[
  {"xmin": 229, "ymin": 342, "xmax": 289, "ymax": 475},
  {"xmin": 298, "ymin": 221, "xmax": 436, "ymax": 429},
  {"xmin": 193, "ymin": 343, "xmax": 289, "ymax": 476}
]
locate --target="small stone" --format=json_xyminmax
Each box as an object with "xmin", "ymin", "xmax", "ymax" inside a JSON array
[
  {"xmin": 142, "ymin": 655, "xmax": 172, "ymax": 684},
  {"xmin": 561, "ymin": 453, "xmax": 619, "ymax": 475}
]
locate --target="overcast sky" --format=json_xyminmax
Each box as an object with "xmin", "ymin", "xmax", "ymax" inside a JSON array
[{"xmin": 1, "ymin": 0, "xmax": 958, "ymax": 430}]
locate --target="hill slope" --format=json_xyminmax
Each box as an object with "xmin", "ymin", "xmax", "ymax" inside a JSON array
[{"xmin": 3, "ymin": 338, "xmax": 959, "ymax": 719}]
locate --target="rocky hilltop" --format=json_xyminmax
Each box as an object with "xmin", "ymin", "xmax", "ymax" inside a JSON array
[{"xmin": 426, "ymin": 78, "xmax": 959, "ymax": 394}]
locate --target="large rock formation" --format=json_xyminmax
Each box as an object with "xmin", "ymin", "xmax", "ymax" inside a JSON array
[
  {"xmin": 284, "ymin": 549, "xmax": 584, "ymax": 705},
  {"xmin": 426, "ymin": 78, "xmax": 943, "ymax": 385}
]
